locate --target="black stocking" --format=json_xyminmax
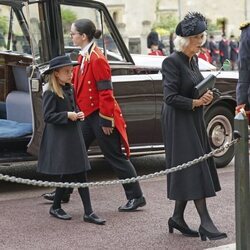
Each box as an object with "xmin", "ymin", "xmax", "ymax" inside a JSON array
[
  {"xmin": 52, "ymin": 187, "xmax": 66, "ymax": 209},
  {"xmin": 194, "ymin": 198, "xmax": 220, "ymax": 233},
  {"xmin": 75, "ymin": 172, "xmax": 93, "ymax": 216},
  {"xmin": 172, "ymin": 200, "xmax": 188, "ymax": 228}
]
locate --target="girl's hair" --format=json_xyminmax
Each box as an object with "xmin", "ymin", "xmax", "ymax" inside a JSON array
[
  {"xmin": 174, "ymin": 31, "xmax": 207, "ymax": 51},
  {"xmin": 73, "ymin": 18, "xmax": 102, "ymax": 41},
  {"xmin": 47, "ymin": 71, "xmax": 64, "ymax": 99}
]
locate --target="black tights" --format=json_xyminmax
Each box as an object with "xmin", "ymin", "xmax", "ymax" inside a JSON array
[
  {"xmin": 53, "ymin": 172, "xmax": 93, "ymax": 215},
  {"xmin": 172, "ymin": 198, "xmax": 219, "ymax": 232}
]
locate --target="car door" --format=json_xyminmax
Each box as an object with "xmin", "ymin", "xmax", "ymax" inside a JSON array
[{"xmin": 27, "ymin": 0, "xmax": 156, "ymax": 156}]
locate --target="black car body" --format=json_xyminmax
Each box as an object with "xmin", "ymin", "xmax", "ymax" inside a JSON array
[{"xmin": 0, "ymin": 0, "xmax": 237, "ymax": 167}]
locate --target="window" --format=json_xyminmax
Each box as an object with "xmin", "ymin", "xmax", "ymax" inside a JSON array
[{"xmin": 60, "ymin": 5, "xmax": 124, "ymax": 63}]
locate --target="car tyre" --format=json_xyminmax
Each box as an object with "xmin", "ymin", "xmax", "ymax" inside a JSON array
[{"xmin": 205, "ymin": 105, "xmax": 234, "ymax": 168}]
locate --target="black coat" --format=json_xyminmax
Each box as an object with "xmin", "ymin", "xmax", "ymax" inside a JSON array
[
  {"xmin": 236, "ymin": 25, "xmax": 250, "ymax": 108},
  {"xmin": 37, "ymin": 84, "xmax": 91, "ymax": 175},
  {"xmin": 161, "ymin": 51, "xmax": 221, "ymax": 201},
  {"xmin": 229, "ymin": 40, "xmax": 238, "ymax": 62}
]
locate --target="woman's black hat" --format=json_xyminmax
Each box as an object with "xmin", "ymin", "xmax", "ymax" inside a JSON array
[
  {"xmin": 43, "ymin": 55, "xmax": 79, "ymax": 75},
  {"xmin": 176, "ymin": 12, "xmax": 207, "ymax": 37}
]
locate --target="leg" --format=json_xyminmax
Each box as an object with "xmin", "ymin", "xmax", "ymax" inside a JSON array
[
  {"xmin": 49, "ymin": 175, "xmax": 72, "ymax": 220},
  {"xmin": 168, "ymin": 200, "xmax": 199, "ymax": 237},
  {"xmin": 73, "ymin": 172, "xmax": 106, "ymax": 225},
  {"xmin": 172, "ymin": 200, "xmax": 188, "ymax": 227},
  {"xmin": 194, "ymin": 198, "xmax": 219, "ymax": 232},
  {"xmin": 194, "ymin": 198, "xmax": 227, "ymax": 241},
  {"xmin": 74, "ymin": 172, "xmax": 93, "ymax": 216},
  {"xmin": 84, "ymin": 112, "xmax": 142, "ymax": 198},
  {"xmin": 97, "ymin": 129, "xmax": 142, "ymax": 199}
]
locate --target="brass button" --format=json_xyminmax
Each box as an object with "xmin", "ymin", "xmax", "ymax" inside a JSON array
[
  {"xmin": 91, "ymin": 103, "xmax": 94, "ymax": 106},
  {"xmin": 89, "ymin": 88, "xmax": 92, "ymax": 92}
]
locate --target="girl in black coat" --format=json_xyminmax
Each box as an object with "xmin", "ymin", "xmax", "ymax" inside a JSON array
[
  {"xmin": 37, "ymin": 55, "xmax": 105, "ymax": 225},
  {"xmin": 161, "ymin": 12, "xmax": 227, "ymax": 241}
]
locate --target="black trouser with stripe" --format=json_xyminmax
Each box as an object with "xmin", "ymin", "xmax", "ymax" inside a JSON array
[{"xmin": 81, "ymin": 111, "xmax": 143, "ymax": 200}]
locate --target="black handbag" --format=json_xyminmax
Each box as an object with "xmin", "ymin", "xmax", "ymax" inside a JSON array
[{"xmin": 193, "ymin": 74, "xmax": 217, "ymax": 98}]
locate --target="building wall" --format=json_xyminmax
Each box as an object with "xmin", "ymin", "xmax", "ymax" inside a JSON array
[{"xmin": 100, "ymin": 0, "xmax": 250, "ymax": 54}]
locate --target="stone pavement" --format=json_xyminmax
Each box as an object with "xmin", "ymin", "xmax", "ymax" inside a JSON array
[
  {"xmin": 0, "ymin": 164, "xmax": 236, "ymax": 250},
  {"xmin": 206, "ymin": 243, "xmax": 236, "ymax": 250}
]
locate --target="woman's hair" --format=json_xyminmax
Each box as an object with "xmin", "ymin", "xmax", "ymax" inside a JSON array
[
  {"xmin": 174, "ymin": 31, "xmax": 207, "ymax": 52},
  {"xmin": 73, "ymin": 19, "xmax": 102, "ymax": 41},
  {"xmin": 47, "ymin": 71, "xmax": 64, "ymax": 99}
]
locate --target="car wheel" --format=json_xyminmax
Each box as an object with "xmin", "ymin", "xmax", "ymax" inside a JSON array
[{"xmin": 205, "ymin": 105, "xmax": 234, "ymax": 168}]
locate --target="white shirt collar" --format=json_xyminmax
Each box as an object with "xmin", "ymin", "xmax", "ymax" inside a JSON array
[{"xmin": 79, "ymin": 41, "xmax": 94, "ymax": 57}]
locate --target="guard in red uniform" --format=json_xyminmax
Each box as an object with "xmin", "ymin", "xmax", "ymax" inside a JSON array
[{"xmin": 43, "ymin": 19, "xmax": 146, "ymax": 211}]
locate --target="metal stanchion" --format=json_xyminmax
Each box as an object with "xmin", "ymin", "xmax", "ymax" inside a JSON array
[{"xmin": 234, "ymin": 112, "xmax": 250, "ymax": 250}]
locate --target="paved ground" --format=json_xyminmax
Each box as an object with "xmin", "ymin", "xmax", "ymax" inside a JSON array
[{"xmin": 0, "ymin": 158, "xmax": 236, "ymax": 250}]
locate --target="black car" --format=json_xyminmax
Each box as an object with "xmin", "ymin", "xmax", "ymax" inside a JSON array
[{"xmin": 0, "ymin": 0, "xmax": 237, "ymax": 168}]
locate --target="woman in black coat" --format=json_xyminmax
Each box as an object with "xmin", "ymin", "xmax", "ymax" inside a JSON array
[
  {"xmin": 37, "ymin": 55, "xmax": 105, "ymax": 225},
  {"xmin": 161, "ymin": 12, "xmax": 227, "ymax": 241}
]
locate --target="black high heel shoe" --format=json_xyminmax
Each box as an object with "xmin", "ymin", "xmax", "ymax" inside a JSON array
[
  {"xmin": 198, "ymin": 225, "xmax": 227, "ymax": 241},
  {"xmin": 168, "ymin": 218, "xmax": 199, "ymax": 237}
]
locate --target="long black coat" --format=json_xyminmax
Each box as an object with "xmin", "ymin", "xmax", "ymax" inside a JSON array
[
  {"xmin": 161, "ymin": 51, "xmax": 221, "ymax": 201},
  {"xmin": 37, "ymin": 84, "xmax": 90, "ymax": 175}
]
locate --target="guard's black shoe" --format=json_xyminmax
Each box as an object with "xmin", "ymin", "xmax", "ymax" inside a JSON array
[
  {"xmin": 118, "ymin": 196, "xmax": 146, "ymax": 212},
  {"xmin": 49, "ymin": 207, "xmax": 72, "ymax": 220},
  {"xmin": 83, "ymin": 213, "xmax": 106, "ymax": 225},
  {"xmin": 42, "ymin": 191, "xmax": 70, "ymax": 203}
]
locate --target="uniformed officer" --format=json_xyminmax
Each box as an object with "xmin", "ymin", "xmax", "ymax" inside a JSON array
[
  {"xmin": 147, "ymin": 30, "xmax": 164, "ymax": 56},
  {"xmin": 236, "ymin": 21, "xmax": 250, "ymax": 117},
  {"xmin": 43, "ymin": 19, "xmax": 146, "ymax": 211}
]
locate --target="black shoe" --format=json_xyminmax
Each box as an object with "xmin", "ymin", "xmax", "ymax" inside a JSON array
[
  {"xmin": 118, "ymin": 196, "xmax": 146, "ymax": 212},
  {"xmin": 83, "ymin": 213, "xmax": 106, "ymax": 225},
  {"xmin": 42, "ymin": 191, "xmax": 70, "ymax": 203},
  {"xmin": 199, "ymin": 225, "xmax": 227, "ymax": 241},
  {"xmin": 49, "ymin": 207, "xmax": 72, "ymax": 220},
  {"xmin": 168, "ymin": 218, "xmax": 199, "ymax": 237}
]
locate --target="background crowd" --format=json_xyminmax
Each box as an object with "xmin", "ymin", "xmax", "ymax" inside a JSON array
[{"xmin": 147, "ymin": 30, "xmax": 239, "ymax": 71}]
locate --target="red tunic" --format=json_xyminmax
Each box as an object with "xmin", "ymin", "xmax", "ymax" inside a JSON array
[{"xmin": 72, "ymin": 43, "xmax": 130, "ymax": 157}]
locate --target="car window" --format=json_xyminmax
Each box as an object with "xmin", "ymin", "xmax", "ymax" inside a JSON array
[
  {"xmin": 0, "ymin": 3, "xmax": 44, "ymax": 63},
  {"xmin": 0, "ymin": 5, "xmax": 30, "ymax": 54},
  {"xmin": 60, "ymin": 4, "xmax": 124, "ymax": 62}
]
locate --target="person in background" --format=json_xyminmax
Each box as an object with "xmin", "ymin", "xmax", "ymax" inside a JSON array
[
  {"xmin": 236, "ymin": 21, "xmax": 250, "ymax": 122},
  {"xmin": 161, "ymin": 12, "xmax": 227, "ymax": 241},
  {"xmin": 43, "ymin": 19, "xmax": 146, "ymax": 212},
  {"xmin": 37, "ymin": 55, "xmax": 105, "ymax": 225},
  {"xmin": 169, "ymin": 32, "xmax": 175, "ymax": 54},
  {"xmin": 229, "ymin": 34, "xmax": 239, "ymax": 70},
  {"xmin": 147, "ymin": 30, "xmax": 164, "ymax": 56},
  {"xmin": 219, "ymin": 34, "xmax": 229, "ymax": 66},
  {"xmin": 198, "ymin": 43, "xmax": 211, "ymax": 63},
  {"xmin": 208, "ymin": 35, "xmax": 220, "ymax": 67}
]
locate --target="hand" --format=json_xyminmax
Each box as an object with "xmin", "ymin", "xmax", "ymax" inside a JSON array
[
  {"xmin": 76, "ymin": 111, "xmax": 85, "ymax": 121},
  {"xmin": 201, "ymin": 90, "xmax": 213, "ymax": 106},
  {"xmin": 102, "ymin": 126, "xmax": 114, "ymax": 135},
  {"xmin": 67, "ymin": 111, "xmax": 78, "ymax": 121}
]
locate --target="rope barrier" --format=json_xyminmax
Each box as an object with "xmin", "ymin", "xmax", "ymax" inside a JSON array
[{"xmin": 0, "ymin": 139, "xmax": 239, "ymax": 188}]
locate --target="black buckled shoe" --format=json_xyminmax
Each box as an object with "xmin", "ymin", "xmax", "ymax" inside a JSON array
[
  {"xmin": 83, "ymin": 213, "xmax": 106, "ymax": 225},
  {"xmin": 118, "ymin": 196, "xmax": 146, "ymax": 212},
  {"xmin": 49, "ymin": 207, "xmax": 72, "ymax": 220},
  {"xmin": 42, "ymin": 191, "xmax": 70, "ymax": 203}
]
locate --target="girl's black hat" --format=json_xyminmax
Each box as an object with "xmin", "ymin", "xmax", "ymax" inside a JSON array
[
  {"xmin": 43, "ymin": 55, "xmax": 79, "ymax": 75},
  {"xmin": 176, "ymin": 12, "xmax": 207, "ymax": 37}
]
